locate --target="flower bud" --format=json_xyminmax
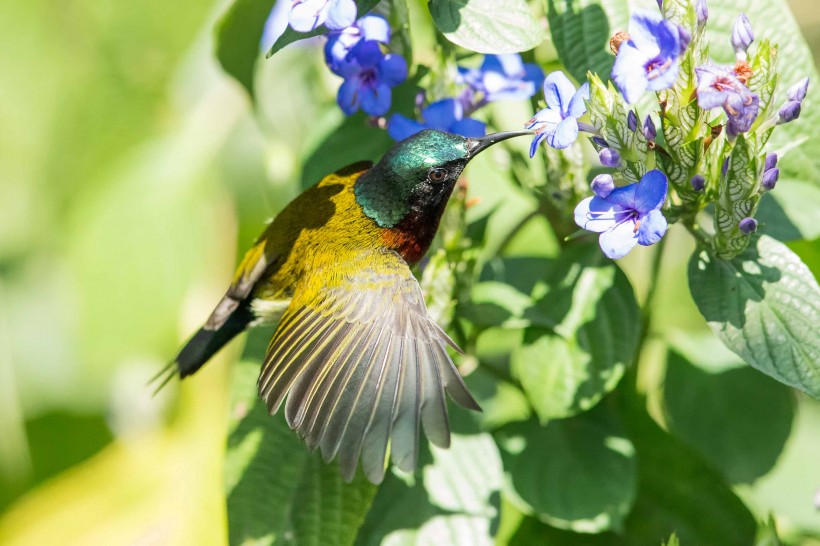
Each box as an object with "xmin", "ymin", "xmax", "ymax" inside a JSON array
[
  {"xmin": 764, "ymin": 153, "xmax": 778, "ymax": 172},
  {"xmin": 591, "ymin": 174, "xmax": 615, "ymax": 198},
  {"xmin": 722, "ymin": 157, "xmax": 730, "ymax": 177},
  {"xmin": 690, "ymin": 174, "xmax": 706, "ymax": 191},
  {"xmin": 762, "ymin": 168, "xmax": 779, "ymax": 191},
  {"xmin": 656, "ymin": 0, "xmax": 663, "ymax": 9},
  {"xmin": 731, "ymin": 13, "xmax": 754, "ymax": 58},
  {"xmin": 677, "ymin": 25, "xmax": 692, "ymax": 55},
  {"xmin": 696, "ymin": 0, "xmax": 708, "ymax": 29},
  {"xmin": 738, "ymin": 217, "xmax": 758, "ymax": 234},
  {"xmin": 643, "ymin": 115, "xmax": 657, "ymax": 140},
  {"xmin": 777, "ymin": 100, "xmax": 802, "ymax": 124},
  {"xmin": 627, "ymin": 110, "xmax": 638, "ymax": 132},
  {"xmin": 599, "ymin": 148, "xmax": 621, "ymax": 167},
  {"xmin": 786, "ymin": 77, "xmax": 809, "ymax": 102},
  {"xmin": 592, "ymin": 136, "xmax": 609, "ymax": 148}
]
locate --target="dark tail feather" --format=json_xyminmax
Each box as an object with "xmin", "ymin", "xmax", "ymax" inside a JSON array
[{"xmin": 151, "ymin": 305, "xmax": 254, "ymax": 393}]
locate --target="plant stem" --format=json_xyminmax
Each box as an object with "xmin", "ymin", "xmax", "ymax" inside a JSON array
[{"xmin": 631, "ymin": 235, "xmax": 668, "ymax": 389}]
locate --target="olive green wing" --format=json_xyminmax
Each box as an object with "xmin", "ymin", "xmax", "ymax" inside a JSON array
[{"xmin": 257, "ymin": 249, "xmax": 480, "ymax": 484}]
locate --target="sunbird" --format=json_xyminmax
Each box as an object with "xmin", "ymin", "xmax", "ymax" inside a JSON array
[{"xmin": 163, "ymin": 129, "xmax": 530, "ymax": 483}]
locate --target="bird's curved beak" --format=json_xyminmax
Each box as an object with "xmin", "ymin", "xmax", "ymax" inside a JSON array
[{"xmin": 466, "ymin": 130, "xmax": 533, "ymax": 158}]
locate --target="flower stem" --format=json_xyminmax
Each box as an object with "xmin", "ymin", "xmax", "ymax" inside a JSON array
[{"xmin": 632, "ymin": 235, "xmax": 668, "ymax": 389}]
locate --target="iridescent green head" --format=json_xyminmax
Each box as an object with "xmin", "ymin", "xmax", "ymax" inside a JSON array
[{"xmin": 354, "ymin": 129, "xmax": 530, "ymax": 228}]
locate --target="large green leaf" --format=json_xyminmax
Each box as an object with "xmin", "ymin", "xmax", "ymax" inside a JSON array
[
  {"xmin": 688, "ymin": 235, "xmax": 820, "ymax": 397},
  {"xmin": 663, "ymin": 349, "xmax": 795, "ymax": 484},
  {"xmin": 225, "ymin": 332, "xmax": 377, "ymax": 546},
  {"xmin": 496, "ymin": 404, "xmax": 637, "ymax": 533},
  {"xmin": 215, "ymin": 0, "xmax": 277, "ymax": 97},
  {"xmin": 429, "ymin": 0, "xmax": 547, "ymax": 53},
  {"xmin": 706, "ymin": 0, "xmax": 820, "ymax": 185},
  {"xmin": 755, "ymin": 178, "xmax": 820, "ymax": 242},
  {"xmin": 511, "ymin": 244, "xmax": 640, "ymax": 421},
  {"xmin": 355, "ymin": 413, "xmax": 503, "ymax": 545},
  {"xmin": 546, "ymin": 0, "xmax": 617, "ymax": 84},
  {"xmin": 617, "ymin": 381, "xmax": 758, "ymax": 545},
  {"xmin": 268, "ymin": 0, "xmax": 382, "ymax": 58}
]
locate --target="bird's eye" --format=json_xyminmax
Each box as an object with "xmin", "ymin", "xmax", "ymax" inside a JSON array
[{"xmin": 429, "ymin": 168, "xmax": 448, "ymax": 183}]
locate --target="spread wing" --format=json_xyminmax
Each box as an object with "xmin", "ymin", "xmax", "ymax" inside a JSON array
[{"xmin": 257, "ymin": 249, "xmax": 480, "ymax": 484}]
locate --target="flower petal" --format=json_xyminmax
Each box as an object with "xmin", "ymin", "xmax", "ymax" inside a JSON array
[
  {"xmin": 637, "ymin": 209, "xmax": 668, "ymax": 246},
  {"xmin": 605, "ymin": 184, "xmax": 637, "ymax": 209},
  {"xmin": 546, "ymin": 117, "xmax": 579, "ymax": 149},
  {"xmin": 525, "ymin": 107, "xmax": 562, "ymax": 132},
  {"xmin": 574, "ymin": 196, "xmax": 627, "ymax": 233},
  {"xmin": 599, "ymin": 220, "xmax": 639, "ymax": 259},
  {"xmin": 350, "ymin": 40, "xmax": 383, "ymax": 67},
  {"xmin": 422, "ymin": 99, "xmax": 460, "ymax": 131},
  {"xmin": 542, "ymin": 71, "xmax": 577, "ymax": 115},
  {"xmin": 337, "ymin": 78, "xmax": 361, "ymax": 114},
  {"xmin": 325, "ymin": 0, "xmax": 357, "ymax": 30},
  {"xmin": 628, "ymin": 10, "xmax": 664, "ymax": 57},
  {"xmin": 450, "ymin": 117, "xmax": 486, "ymax": 138},
  {"xmin": 612, "ymin": 43, "xmax": 650, "ymax": 104},
  {"xmin": 289, "ymin": 0, "xmax": 328, "ymax": 32},
  {"xmin": 387, "ymin": 114, "xmax": 427, "ymax": 141},
  {"xmin": 357, "ymin": 14, "xmax": 390, "ymax": 43},
  {"xmin": 378, "ymin": 53, "xmax": 408, "ymax": 86},
  {"xmin": 633, "ymin": 169, "xmax": 668, "ymax": 213},
  {"xmin": 360, "ymin": 82, "xmax": 392, "ymax": 116},
  {"xmin": 645, "ymin": 59, "xmax": 680, "ymax": 92},
  {"xmin": 567, "ymin": 83, "xmax": 589, "ymax": 118},
  {"xmin": 529, "ymin": 132, "xmax": 546, "ymax": 158}
]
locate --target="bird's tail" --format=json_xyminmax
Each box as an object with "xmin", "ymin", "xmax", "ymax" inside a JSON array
[{"xmin": 151, "ymin": 305, "xmax": 254, "ymax": 393}]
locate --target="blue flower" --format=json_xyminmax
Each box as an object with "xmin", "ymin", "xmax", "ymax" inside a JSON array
[
  {"xmin": 574, "ymin": 170, "xmax": 669, "ymax": 259},
  {"xmin": 289, "ymin": 0, "xmax": 357, "ymax": 32},
  {"xmin": 695, "ymin": 64, "xmax": 759, "ymax": 136},
  {"xmin": 525, "ymin": 71, "xmax": 589, "ymax": 155},
  {"xmin": 387, "ymin": 98, "xmax": 486, "ymax": 141},
  {"xmin": 336, "ymin": 41, "xmax": 407, "ymax": 116},
  {"xmin": 325, "ymin": 15, "xmax": 390, "ymax": 73},
  {"xmin": 458, "ymin": 54, "xmax": 544, "ymax": 103},
  {"xmin": 611, "ymin": 10, "xmax": 682, "ymax": 104}
]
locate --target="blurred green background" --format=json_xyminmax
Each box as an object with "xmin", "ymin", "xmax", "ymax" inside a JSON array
[{"xmin": 1, "ymin": 0, "xmax": 818, "ymax": 544}]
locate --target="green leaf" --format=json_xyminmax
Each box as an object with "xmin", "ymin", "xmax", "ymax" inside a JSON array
[
  {"xmin": 755, "ymin": 178, "xmax": 820, "ymax": 242},
  {"xmin": 706, "ymin": 0, "xmax": 820, "ymax": 185},
  {"xmin": 511, "ymin": 244, "xmax": 640, "ymax": 421},
  {"xmin": 617, "ymin": 382, "xmax": 758, "ymax": 545},
  {"xmin": 496, "ymin": 405, "xmax": 637, "ymax": 533},
  {"xmin": 215, "ymin": 0, "xmax": 277, "ymax": 97},
  {"xmin": 356, "ymin": 414, "xmax": 503, "ymax": 545},
  {"xmin": 547, "ymin": 0, "xmax": 616, "ymax": 84},
  {"xmin": 663, "ymin": 349, "xmax": 795, "ymax": 484},
  {"xmin": 225, "ymin": 333, "xmax": 377, "ymax": 546},
  {"xmin": 429, "ymin": 0, "xmax": 547, "ymax": 54},
  {"xmin": 688, "ymin": 235, "xmax": 820, "ymax": 398},
  {"xmin": 267, "ymin": 0, "xmax": 382, "ymax": 58}
]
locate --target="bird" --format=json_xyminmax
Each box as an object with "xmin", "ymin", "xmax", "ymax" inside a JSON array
[{"xmin": 159, "ymin": 128, "xmax": 530, "ymax": 484}]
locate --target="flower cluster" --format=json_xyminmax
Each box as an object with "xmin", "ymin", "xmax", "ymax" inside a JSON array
[{"xmin": 523, "ymin": 0, "xmax": 808, "ymax": 259}]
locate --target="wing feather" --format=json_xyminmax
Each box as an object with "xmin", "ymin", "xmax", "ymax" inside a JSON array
[{"xmin": 257, "ymin": 248, "xmax": 480, "ymax": 483}]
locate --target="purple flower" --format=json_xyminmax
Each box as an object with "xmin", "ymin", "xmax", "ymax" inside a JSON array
[
  {"xmin": 762, "ymin": 168, "xmax": 779, "ymax": 191},
  {"xmin": 643, "ymin": 115, "xmax": 657, "ymax": 140},
  {"xmin": 387, "ymin": 98, "xmax": 485, "ymax": 141},
  {"xmin": 611, "ymin": 11, "xmax": 683, "ymax": 104},
  {"xmin": 695, "ymin": 64, "xmax": 759, "ymax": 135},
  {"xmin": 525, "ymin": 71, "xmax": 589, "ymax": 155},
  {"xmin": 731, "ymin": 13, "xmax": 754, "ymax": 59},
  {"xmin": 690, "ymin": 174, "xmax": 705, "ymax": 191},
  {"xmin": 627, "ymin": 110, "xmax": 638, "ymax": 131},
  {"xmin": 599, "ymin": 148, "xmax": 621, "ymax": 167},
  {"xmin": 738, "ymin": 217, "xmax": 758, "ymax": 234},
  {"xmin": 592, "ymin": 136, "xmax": 609, "ymax": 148},
  {"xmin": 696, "ymin": 0, "xmax": 708, "ymax": 28},
  {"xmin": 289, "ymin": 0, "xmax": 357, "ymax": 32},
  {"xmin": 787, "ymin": 77, "xmax": 809, "ymax": 102},
  {"xmin": 574, "ymin": 169, "xmax": 669, "ymax": 259},
  {"xmin": 458, "ymin": 54, "xmax": 544, "ymax": 103},
  {"xmin": 591, "ymin": 174, "xmax": 615, "ymax": 198},
  {"xmin": 764, "ymin": 152, "xmax": 778, "ymax": 171},
  {"xmin": 336, "ymin": 41, "xmax": 407, "ymax": 116},
  {"xmin": 325, "ymin": 15, "xmax": 390, "ymax": 73}
]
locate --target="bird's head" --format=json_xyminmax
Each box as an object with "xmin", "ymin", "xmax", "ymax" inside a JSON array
[{"xmin": 354, "ymin": 129, "xmax": 531, "ymax": 229}]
